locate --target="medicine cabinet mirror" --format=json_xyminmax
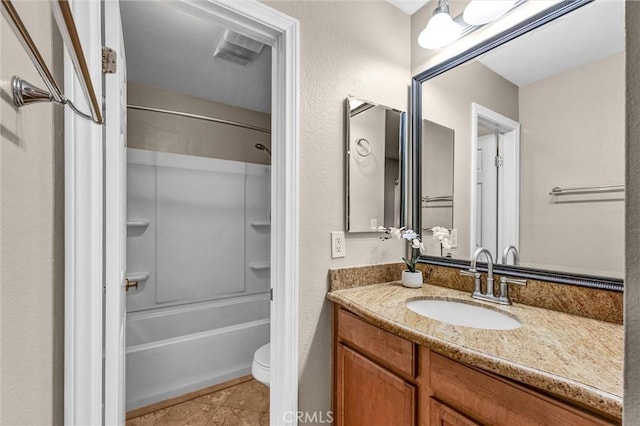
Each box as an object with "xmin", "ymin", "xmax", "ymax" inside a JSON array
[
  {"xmin": 413, "ymin": 0, "xmax": 624, "ymax": 289},
  {"xmin": 346, "ymin": 97, "xmax": 406, "ymax": 233}
]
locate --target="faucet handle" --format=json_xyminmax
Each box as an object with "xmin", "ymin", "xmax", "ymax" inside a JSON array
[
  {"xmin": 500, "ymin": 277, "xmax": 527, "ymax": 286},
  {"xmin": 498, "ymin": 276, "xmax": 527, "ymax": 304}
]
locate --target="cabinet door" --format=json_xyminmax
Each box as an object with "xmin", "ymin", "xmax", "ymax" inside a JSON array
[
  {"xmin": 430, "ymin": 398, "xmax": 480, "ymax": 426},
  {"xmin": 336, "ymin": 344, "xmax": 415, "ymax": 426}
]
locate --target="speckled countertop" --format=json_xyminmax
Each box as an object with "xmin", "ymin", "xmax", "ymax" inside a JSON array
[{"xmin": 327, "ymin": 282, "xmax": 623, "ymax": 419}]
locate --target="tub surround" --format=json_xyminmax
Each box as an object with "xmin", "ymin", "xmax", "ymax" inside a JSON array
[
  {"xmin": 125, "ymin": 149, "xmax": 271, "ymax": 410},
  {"xmin": 329, "ymin": 263, "xmax": 623, "ymax": 324},
  {"xmin": 328, "ymin": 266, "xmax": 623, "ymax": 420}
]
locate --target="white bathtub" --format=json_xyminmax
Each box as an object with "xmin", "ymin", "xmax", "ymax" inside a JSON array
[{"xmin": 126, "ymin": 293, "xmax": 270, "ymax": 411}]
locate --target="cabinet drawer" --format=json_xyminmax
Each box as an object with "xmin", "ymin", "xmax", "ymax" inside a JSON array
[
  {"xmin": 430, "ymin": 353, "xmax": 615, "ymax": 425},
  {"xmin": 337, "ymin": 308, "xmax": 415, "ymax": 378}
]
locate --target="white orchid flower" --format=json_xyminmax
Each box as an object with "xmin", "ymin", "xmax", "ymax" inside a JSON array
[
  {"xmin": 411, "ymin": 238, "xmax": 424, "ymax": 250},
  {"xmin": 402, "ymin": 229, "xmax": 418, "ymax": 240},
  {"xmin": 431, "ymin": 226, "xmax": 450, "ymax": 241},
  {"xmin": 377, "ymin": 226, "xmax": 386, "ymax": 232},
  {"xmin": 441, "ymin": 237, "xmax": 452, "ymax": 250},
  {"xmin": 389, "ymin": 227, "xmax": 404, "ymax": 239}
]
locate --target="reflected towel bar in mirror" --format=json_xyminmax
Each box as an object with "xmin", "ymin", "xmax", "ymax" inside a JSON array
[
  {"xmin": 422, "ymin": 195, "xmax": 454, "ymax": 202},
  {"xmin": 549, "ymin": 184, "xmax": 625, "ymax": 196},
  {"xmin": 1, "ymin": 0, "xmax": 104, "ymax": 124}
]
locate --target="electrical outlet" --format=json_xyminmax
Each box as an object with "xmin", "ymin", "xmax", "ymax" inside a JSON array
[
  {"xmin": 449, "ymin": 228, "xmax": 458, "ymax": 248},
  {"xmin": 331, "ymin": 231, "xmax": 346, "ymax": 258},
  {"xmin": 370, "ymin": 218, "xmax": 378, "ymax": 230}
]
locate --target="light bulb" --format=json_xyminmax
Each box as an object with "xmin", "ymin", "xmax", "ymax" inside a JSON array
[
  {"xmin": 463, "ymin": 0, "xmax": 517, "ymax": 26},
  {"xmin": 418, "ymin": 11, "xmax": 461, "ymax": 49}
]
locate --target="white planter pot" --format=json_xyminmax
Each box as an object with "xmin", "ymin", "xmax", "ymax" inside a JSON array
[{"xmin": 401, "ymin": 270, "xmax": 423, "ymax": 288}]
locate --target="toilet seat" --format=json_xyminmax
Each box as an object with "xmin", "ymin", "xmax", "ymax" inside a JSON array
[{"xmin": 252, "ymin": 343, "xmax": 270, "ymax": 387}]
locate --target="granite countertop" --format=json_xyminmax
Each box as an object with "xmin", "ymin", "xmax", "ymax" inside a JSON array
[{"xmin": 327, "ymin": 282, "xmax": 623, "ymax": 419}]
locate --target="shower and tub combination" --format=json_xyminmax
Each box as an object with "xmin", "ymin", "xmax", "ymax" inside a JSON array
[{"xmin": 125, "ymin": 146, "xmax": 272, "ymax": 411}]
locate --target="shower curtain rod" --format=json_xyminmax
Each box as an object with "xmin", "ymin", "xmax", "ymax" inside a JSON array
[{"xmin": 127, "ymin": 105, "xmax": 271, "ymax": 134}]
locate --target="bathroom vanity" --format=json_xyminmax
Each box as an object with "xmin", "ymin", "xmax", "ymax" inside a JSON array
[{"xmin": 329, "ymin": 281, "xmax": 622, "ymax": 425}]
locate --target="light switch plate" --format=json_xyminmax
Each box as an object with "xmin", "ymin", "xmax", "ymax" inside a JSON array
[{"xmin": 331, "ymin": 231, "xmax": 346, "ymax": 258}]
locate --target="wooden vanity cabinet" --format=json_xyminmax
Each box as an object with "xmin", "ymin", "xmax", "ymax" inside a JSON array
[
  {"xmin": 425, "ymin": 349, "xmax": 615, "ymax": 426},
  {"xmin": 334, "ymin": 308, "xmax": 417, "ymax": 426},
  {"xmin": 333, "ymin": 306, "xmax": 619, "ymax": 426}
]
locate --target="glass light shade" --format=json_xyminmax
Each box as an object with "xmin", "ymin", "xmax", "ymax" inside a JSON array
[
  {"xmin": 463, "ymin": 0, "xmax": 517, "ymax": 26},
  {"xmin": 418, "ymin": 12, "xmax": 461, "ymax": 49}
]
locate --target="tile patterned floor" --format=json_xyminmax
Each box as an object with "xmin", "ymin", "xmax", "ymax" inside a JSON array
[{"xmin": 127, "ymin": 380, "xmax": 269, "ymax": 426}]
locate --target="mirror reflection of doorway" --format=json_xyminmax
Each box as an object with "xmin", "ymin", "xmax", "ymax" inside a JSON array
[{"xmin": 471, "ymin": 103, "xmax": 520, "ymax": 263}]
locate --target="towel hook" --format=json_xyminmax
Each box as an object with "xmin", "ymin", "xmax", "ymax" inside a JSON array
[{"xmin": 355, "ymin": 138, "xmax": 372, "ymax": 157}]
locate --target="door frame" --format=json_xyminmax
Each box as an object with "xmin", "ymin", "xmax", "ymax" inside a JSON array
[
  {"xmin": 64, "ymin": 1, "xmax": 300, "ymax": 424},
  {"xmin": 469, "ymin": 103, "xmax": 520, "ymax": 261}
]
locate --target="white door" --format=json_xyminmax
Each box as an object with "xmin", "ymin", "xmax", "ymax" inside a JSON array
[
  {"xmin": 104, "ymin": 1, "xmax": 127, "ymax": 424},
  {"xmin": 497, "ymin": 130, "xmax": 519, "ymax": 261},
  {"xmin": 476, "ymin": 133, "xmax": 498, "ymax": 257}
]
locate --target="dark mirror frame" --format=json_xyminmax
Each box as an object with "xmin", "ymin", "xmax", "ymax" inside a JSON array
[{"xmin": 411, "ymin": 0, "xmax": 623, "ymax": 292}]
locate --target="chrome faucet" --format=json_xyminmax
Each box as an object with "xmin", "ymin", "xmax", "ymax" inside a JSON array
[
  {"xmin": 460, "ymin": 247, "xmax": 496, "ymax": 301},
  {"xmin": 498, "ymin": 245, "xmax": 526, "ymax": 305},
  {"xmin": 460, "ymin": 246, "xmax": 527, "ymax": 305},
  {"xmin": 502, "ymin": 245, "xmax": 519, "ymax": 266}
]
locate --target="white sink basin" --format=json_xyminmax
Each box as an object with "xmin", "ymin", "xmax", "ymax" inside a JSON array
[{"xmin": 406, "ymin": 298, "xmax": 521, "ymax": 330}]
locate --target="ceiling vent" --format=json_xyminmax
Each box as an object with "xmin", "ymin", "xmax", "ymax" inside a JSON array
[{"xmin": 213, "ymin": 30, "xmax": 265, "ymax": 66}]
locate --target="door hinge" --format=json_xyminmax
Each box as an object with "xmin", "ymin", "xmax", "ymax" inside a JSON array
[
  {"xmin": 495, "ymin": 156, "xmax": 504, "ymax": 168},
  {"xmin": 270, "ymin": 288, "xmax": 273, "ymax": 301},
  {"xmin": 102, "ymin": 47, "xmax": 117, "ymax": 74}
]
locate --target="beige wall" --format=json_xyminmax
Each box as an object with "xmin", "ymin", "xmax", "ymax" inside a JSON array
[
  {"xmin": 128, "ymin": 83, "xmax": 271, "ymax": 164},
  {"xmin": 0, "ymin": 2, "xmax": 64, "ymax": 425},
  {"xmin": 519, "ymin": 54, "xmax": 624, "ymax": 277},
  {"xmin": 625, "ymin": 1, "xmax": 640, "ymax": 422},
  {"xmin": 421, "ymin": 61, "xmax": 519, "ymax": 258},
  {"xmin": 266, "ymin": 0, "xmax": 410, "ymax": 420}
]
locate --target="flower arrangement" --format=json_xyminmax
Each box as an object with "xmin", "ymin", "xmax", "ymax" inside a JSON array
[
  {"xmin": 431, "ymin": 226, "xmax": 452, "ymax": 256},
  {"xmin": 378, "ymin": 226, "xmax": 424, "ymax": 273}
]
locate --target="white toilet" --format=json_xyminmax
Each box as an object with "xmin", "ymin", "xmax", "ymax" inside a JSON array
[{"xmin": 251, "ymin": 343, "xmax": 270, "ymax": 387}]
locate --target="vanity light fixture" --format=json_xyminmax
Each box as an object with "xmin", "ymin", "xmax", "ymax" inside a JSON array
[
  {"xmin": 418, "ymin": 0, "xmax": 461, "ymax": 49},
  {"xmin": 463, "ymin": 0, "xmax": 517, "ymax": 26}
]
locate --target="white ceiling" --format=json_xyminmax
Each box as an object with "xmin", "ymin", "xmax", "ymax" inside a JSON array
[
  {"xmin": 477, "ymin": 0, "xmax": 624, "ymax": 87},
  {"xmin": 121, "ymin": 0, "xmax": 622, "ymax": 111},
  {"xmin": 120, "ymin": 1, "xmax": 271, "ymax": 113},
  {"xmin": 387, "ymin": 0, "xmax": 430, "ymax": 15}
]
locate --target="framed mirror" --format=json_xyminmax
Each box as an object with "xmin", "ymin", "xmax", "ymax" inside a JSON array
[
  {"xmin": 346, "ymin": 96, "xmax": 406, "ymax": 233},
  {"xmin": 412, "ymin": 0, "xmax": 624, "ymax": 289}
]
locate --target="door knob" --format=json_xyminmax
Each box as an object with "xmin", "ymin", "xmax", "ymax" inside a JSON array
[{"xmin": 125, "ymin": 278, "xmax": 138, "ymax": 292}]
